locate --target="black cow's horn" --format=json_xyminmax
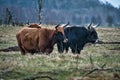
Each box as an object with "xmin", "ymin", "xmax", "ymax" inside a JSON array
[
  {"xmin": 93, "ymin": 23, "xmax": 100, "ymax": 28},
  {"xmin": 55, "ymin": 24, "xmax": 60, "ymax": 29},
  {"xmin": 63, "ymin": 22, "xmax": 70, "ymax": 28},
  {"xmin": 88, "ymin": 22, "xmax": 92, "ymax": 29}
]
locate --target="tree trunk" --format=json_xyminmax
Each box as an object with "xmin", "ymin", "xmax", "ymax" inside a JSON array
[
  {"xmin": 38, "ymin": 0, "xmax": 42, "ymax": 24},
  {"xmin": 5, "ymin": 8, "xmax": 13, "ymax": 25}
]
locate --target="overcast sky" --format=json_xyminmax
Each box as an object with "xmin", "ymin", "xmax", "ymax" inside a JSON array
[{"xmin": 100, "ymin": 0, "xmax": 120, "ymax": 8}]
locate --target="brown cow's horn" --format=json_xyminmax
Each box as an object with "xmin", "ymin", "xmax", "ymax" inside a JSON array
[{"xmin": 55, "ymin": 24, "xmax": 60, "ymax": 29}]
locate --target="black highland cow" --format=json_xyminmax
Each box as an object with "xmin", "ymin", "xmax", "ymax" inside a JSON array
[{"xmin": 57, "ymin": 23, "xmax": 99, "ymax": 54}]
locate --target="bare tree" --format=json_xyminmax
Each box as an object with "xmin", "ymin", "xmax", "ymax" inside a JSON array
[
  {"xmin": 5, "ymin": 8, "xmax": 13, "ymax": 25},
  {"xmin": 106, "ymin": 15, "xmax": 114, "ymax": 26},
  {"xmin": 91, "ymin": 16, "xmax": 97, "ymax": 24},
  {"xmin": 0, "ymin": 19, "xmax": 2, "ymax": 25},
  {"xmin": 38, "ymin": 0, "xmax": 42, "ymax": 24}
]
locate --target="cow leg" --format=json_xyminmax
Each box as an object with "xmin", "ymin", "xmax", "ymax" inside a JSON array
[
  {"xmin": 40, "ymin": 48, "xmax": 46, "ymax": 54},
  {"xmin": 19, "ymin": 47, "xmax": 26, "ymax": 55},
  {"xmin": 77, "ymin": 45, "xmax": 83, "ymax": 54},
  {"xmin": 71, "ymin": 48, "xmax": 80, "ymax": 54},
  {"xmin": 71, "ymin": 49, "xmax": 76, "ymax": 54},
  {"xmin": 65, "ymin": 46, "xmax": 69, "ymax": 53},
  {"xmin": 64, "ymin": 43, "xmax": 70, "ymax": 53},
  {"xmin": 45, "ymin": 47, "xmax": 53, "ymax": 55},
  {"xmin": 70, "ymin": 47, "xmax": 76, "ymax": 53},
  {"xmin": 30, "ymin": 50, "xmax": 35, "ymax": 55},
  {"xmin": 29, "ymin": 52, "xmax": 34, "ymax": 55},
  {"xmin": 57, "ymin": 42, "xmax": 64, "ymax": 53},
  {"xmin": 46, "ymin": 49, "xmax": 51, "ymax": 54},
  {"xmin": 76, "ymin": 49, "xmax": 81, "ymax": 54},
  {"xmin": 70, "ymin": 44, "xmax": 77, "ymax": 54}
]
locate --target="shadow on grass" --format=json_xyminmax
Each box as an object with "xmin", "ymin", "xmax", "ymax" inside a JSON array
[{"xmin": 0, "ymin": 41, "xmax": 120, "ymax": 52}]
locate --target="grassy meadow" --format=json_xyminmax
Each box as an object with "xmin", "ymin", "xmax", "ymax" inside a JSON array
[{"xmin": 0, "ymin": 25, "xmax": 120, "ymax": 80}]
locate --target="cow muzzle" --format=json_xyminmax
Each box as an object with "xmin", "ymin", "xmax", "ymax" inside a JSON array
[{"xmin": 63, "ymin": 38, "xmax": 68, "ymax": 43}]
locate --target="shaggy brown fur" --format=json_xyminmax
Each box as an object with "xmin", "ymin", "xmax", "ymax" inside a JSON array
[
  {"xmin": 28, "ymin": 24, "xmax": 41, "ymax": 28},
  {"xmin": 16, "ymin": 25, "xmax": 67, "ymax": 55}
]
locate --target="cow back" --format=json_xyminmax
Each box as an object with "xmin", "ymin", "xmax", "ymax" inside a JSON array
[{"xmin": 28, "ymin": 24, "xmax": 41, "ymax": 28}]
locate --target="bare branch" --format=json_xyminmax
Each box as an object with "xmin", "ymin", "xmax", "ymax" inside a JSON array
[
  {"xmin": 83, "ymin": 67, "xmax": 120, "ymax": 77},
  {"xmin": 22, "ymin": 75, "xmax": 56, "ymax": 80}
]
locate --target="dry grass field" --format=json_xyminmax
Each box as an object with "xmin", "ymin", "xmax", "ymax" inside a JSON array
[{"xmin": 0, "ymin": 25, "xmax": 120, "ymax": 80}]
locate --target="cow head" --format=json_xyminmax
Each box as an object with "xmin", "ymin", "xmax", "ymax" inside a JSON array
[
  {"xmin": 54, "ymin": 24, "xmax": 68, "ymax": 43},
  {"xmin": 87, "ymin": 23, "xmax": 99, "ymax": 43}
]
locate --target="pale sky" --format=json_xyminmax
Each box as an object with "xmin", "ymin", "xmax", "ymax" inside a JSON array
[{"xmin": 100, "ymin": 0, "xmax": 120, "ymax": 8}]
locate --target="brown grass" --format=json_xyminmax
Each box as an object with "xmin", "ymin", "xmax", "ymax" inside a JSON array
[{"xmin": 0, "ymin": 26, "xmax": 120, "ymax": 80}]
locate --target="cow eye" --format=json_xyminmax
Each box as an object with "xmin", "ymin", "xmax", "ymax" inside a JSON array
[
  {"xmin": 91, "ymin": 32, "xmax": 97, "ymax": 37},
  {"xmin": 91, "ymin": 31, "xmax": 96, "ymax": 35}
]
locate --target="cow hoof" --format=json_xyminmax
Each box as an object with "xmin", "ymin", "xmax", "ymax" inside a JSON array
[
  {"xmin": 31, "ymin": 53, "xmax": 34, "ymax": 55},
  {"xmin": 21, "ymin": 53, "xmax": 26, "ymax": 55}
]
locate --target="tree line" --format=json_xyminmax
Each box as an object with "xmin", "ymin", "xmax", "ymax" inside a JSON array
[{"xmin": 0, "ymin": 0, "xmax": 120, "ymax": 26}]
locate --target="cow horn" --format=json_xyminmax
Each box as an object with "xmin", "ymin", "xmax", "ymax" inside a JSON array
[
  {"xmin": 63, "ymin": 22, "xmax": 70, "ymax": 28},
  {"xmin": 88, "ymin": 22, "xmax": 92, "ymax": 29},
  {"xmin": 55, "ymin": 24, "xmax": 61, "ymax": 29},
  {"xmin": 93, "ymin": 23, "xmax": 100, "ymax": 28}
]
